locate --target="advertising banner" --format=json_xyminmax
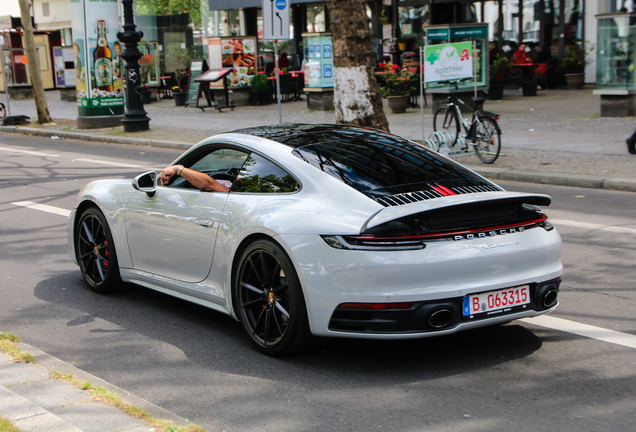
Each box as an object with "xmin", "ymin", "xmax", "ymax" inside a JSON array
[
  {"xmin": 424, "ymin": 42, "xmax": 473, "ymax": 83},
  {"xmin": 221, "ymin": 37, "xmax": 257, "ymax": 88},
  {"xmin": 54, "ymin": 47, "xmax": 76, "ymax": 87},
  {"xmin": 71, "ymin": 0, "xmax": 124, "ymax": 117}
]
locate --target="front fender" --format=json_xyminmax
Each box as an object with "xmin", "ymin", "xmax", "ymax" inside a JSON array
[{"xmin": 67, "ymin": 180, "xmax": 135, "ymax": 269}]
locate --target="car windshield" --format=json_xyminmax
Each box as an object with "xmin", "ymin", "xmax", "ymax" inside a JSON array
[{"xmin": 291, "ymin": 131, "xmax": 494, "ymax": 198}]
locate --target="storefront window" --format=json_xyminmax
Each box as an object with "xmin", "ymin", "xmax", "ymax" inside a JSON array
[
  {"xmin": 399, "ymin": 6, "xmax": 428, "ymax": 51},
  {"xmin": 597, "ymin": 15, "xmax": 636, "ymax": 90},
  {"xmin": 306, "ymin": 6, "xmax": 327, "ymax": 33}
]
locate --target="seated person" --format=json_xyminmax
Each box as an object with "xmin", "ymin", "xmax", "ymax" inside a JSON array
[
  {"xmin": 160, "ymin": 164, "xmax": 230, "ymax": 192},
  {"xmin": 514, "ymin": 44, "xmax": 533, "ymax": 64}
]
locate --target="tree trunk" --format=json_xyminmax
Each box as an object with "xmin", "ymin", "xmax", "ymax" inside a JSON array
[
  {"xmin": 18, "ymin": 0, "xmax": 53, "ymax": 124},
  {"xmin": 326, "ymin": 0, "xmax": 389, "ymax": 132}
]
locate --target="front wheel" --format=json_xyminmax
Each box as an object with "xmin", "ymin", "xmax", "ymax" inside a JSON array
[
  {"xmin": 433, "ymin": 104, "xmax": 460, "ymax": 147},
  {"xmin": 234, "ymin": 239, "xmax": 314, "ymax": 356},
  {"xmin": 473, "ymin": 116, "xmax": 501, "ymax": 164},
  {"xmin": 75, "ymin": 207, "xmax": 123, "ymax": 293}
]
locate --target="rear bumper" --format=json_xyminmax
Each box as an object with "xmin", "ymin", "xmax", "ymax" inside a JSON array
[
  {"xmin": 279, "ymin": 227, "xmax": 562, "ymax": 338},
  {"xmin": 328, "ymin": 278, "xmax": 560, "ymax": 335}
]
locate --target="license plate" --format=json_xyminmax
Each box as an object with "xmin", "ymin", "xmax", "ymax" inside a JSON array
[{"xmin": 463, "ymin": 285, "xmax": 530, "ymax": 316}]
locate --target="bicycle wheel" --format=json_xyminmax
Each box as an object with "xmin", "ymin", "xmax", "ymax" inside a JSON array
[
  {"xmin": 473, "ymin": 116, "xmax": 501, "ymax": 164},
  {"xmin": 433, "ymin": 104, "xmax": 459, "ymax": 147}
]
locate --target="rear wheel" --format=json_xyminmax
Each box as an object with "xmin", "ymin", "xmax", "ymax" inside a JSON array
[
  {"xmin": 433, "ymin": 104, "xmax": 460, "ymax": 147},
  {"xmin": 75, "ymin": 207, "xmax": 123, "ymax": 293},
  {"xmin": 473, "ymin": 116, "xmax": 501, "ymax": 164},
  {"xmin": 234, "ymin": 239, "xmax": 313, "ymax": 356}
]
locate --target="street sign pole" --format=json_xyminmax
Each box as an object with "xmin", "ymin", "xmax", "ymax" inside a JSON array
[
  {"xmin": 274, "ymin": 40, "xmax": 282, "ymax": 125},
  {"xmin": 263, "ymin": 0, "xmax": 289, "ymax": 126}
]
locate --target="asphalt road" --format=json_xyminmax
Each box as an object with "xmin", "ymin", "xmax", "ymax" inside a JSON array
[{"xmin": 1, "ymin": 134, "xmax": 635, "ymax": 432}]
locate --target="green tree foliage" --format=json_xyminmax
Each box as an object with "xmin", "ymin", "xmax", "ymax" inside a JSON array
[
  {"xmin": 135, "ymin": 0, "xmax": 202, "ymax": 27},
  {"xmin": 232, "ymin": 175, "xmax": 299, "ymax": 193}
]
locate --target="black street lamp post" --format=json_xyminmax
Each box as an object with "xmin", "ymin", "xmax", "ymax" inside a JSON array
[{"xmin": 117, "ymin": 0, "xmax": 150, "ymax": 132}]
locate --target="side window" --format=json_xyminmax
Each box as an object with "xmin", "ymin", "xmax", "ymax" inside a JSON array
[
  {"xmin": 168, "ymin": 147, "xmax": 249, "ymax": 189},
  {"xmin": 189, "ymin": 148, "xmax": 249, "ymax": 174},
  {"xmin": 231, "ymin": 153, "xmax": 300, "ymax": 193}
]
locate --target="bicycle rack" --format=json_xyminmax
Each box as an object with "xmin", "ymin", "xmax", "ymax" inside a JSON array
[{"xmin": 425, "ymin": 131, "xmax": 474, "ymax": 156}]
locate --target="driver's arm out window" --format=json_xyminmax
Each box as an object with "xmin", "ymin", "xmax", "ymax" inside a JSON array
[{"xmin": 169, "ymin": 148, "xmax": 249, "ymax": 189}]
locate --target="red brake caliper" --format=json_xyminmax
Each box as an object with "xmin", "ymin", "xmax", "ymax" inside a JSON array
[{"xmin": 103, "ymin": 240, "xmax": 109, "ymax": 267}]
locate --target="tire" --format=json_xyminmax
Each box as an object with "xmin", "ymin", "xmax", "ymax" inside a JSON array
[
  {"xmin": 234, "ymin": 239, "xmax": 314, "ymax": 356},
  {"xmin": 473, "ymin": 116, "xmax": 501, "ymax": 164},
  {"xmin": 433, "ymin": 104, "xmax": 460, "ymax": 147},
  {"xmin": 75, "ymin": 207, "xmax": 123, "ymax": 293}
]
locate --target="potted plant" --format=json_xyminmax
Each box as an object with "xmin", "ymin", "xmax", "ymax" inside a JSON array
[
  {"xmin": 172, "ymin": 69, "xmax": 188, "ymax": 106},
  {"xmin": 489, "ymin": 54, "xmax": 510, "ymax": 100},
  {"xmin": 249, "ymin": 73, "xmax": 272, "ymax": 106},
  {"xmin": 380, "ymin": 70, "xmax": 413, "ymax": 114},
  {"xmin": 165, "ymin": 47, "xmax": 193, "ymax": 105},
  {"xmin": 138, "ymin": 84, "xmax": 152, "ymax": 104},
  {"xmin": 559, "ymin": 43, "xmax": 593, "ymax": 89}
]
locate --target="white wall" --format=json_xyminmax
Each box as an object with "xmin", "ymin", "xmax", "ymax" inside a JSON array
[{"xmin": 33, "ymin": 0, "xmax": 71, "ymax": 31}]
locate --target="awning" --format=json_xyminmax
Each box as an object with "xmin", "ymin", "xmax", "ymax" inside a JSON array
[{"xmin": 209, "ymin": 0, "xmax": 318, "ymax": 11}]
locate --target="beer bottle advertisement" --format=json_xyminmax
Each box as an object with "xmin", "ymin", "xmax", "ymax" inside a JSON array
[{"xmin": 70, "ymin": 0, "xmax": 124, "ymax": 117}]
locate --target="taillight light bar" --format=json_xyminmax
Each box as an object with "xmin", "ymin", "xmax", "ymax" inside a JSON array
[{"xmin": 321, "ymin": 215, "xmax": 551, "ymax": 250}]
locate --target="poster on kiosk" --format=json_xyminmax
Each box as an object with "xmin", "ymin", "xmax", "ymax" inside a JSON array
[{"xmin": 71, "ymin": 0, "xmax": 124, "ymax": 118}]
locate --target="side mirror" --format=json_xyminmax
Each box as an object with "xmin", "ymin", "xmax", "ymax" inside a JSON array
[{"xmin": 132, "ymin": 171, "xmax": 158, "ymax": 197}]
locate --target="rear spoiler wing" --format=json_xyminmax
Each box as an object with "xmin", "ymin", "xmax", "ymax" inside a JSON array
[{"xmin": 362, "ymin": 191, "xmax": 552, "ymax": 232}]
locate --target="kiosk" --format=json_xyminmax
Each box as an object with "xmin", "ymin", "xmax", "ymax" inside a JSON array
[
  {"xmin": 593, "ymin": 13, "xmax": 636, "ymax": 117},
  {"xmin": 302, "ymin": 32, "xmax": 334, "ymax": 111}
]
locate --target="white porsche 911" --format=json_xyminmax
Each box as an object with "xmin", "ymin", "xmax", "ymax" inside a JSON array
[{"xmin": 68, "ymin": 124, "xmax": 562, "ymax": 356}]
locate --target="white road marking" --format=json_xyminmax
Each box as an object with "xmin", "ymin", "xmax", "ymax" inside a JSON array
[
  {"xmin": 75, "ymin": 158, "xmax": 155, "ymax": 169},
  {"xmin": 0, "ymin": 146, "xmax": 58, "ymax": 157},
  {"xmin": 11, "ymin": 201, "xmax": 71, "ymax": 217},
  {"xmin": 551, "ymin": 218, "xmax": 636, "ymax": 236},
  {"xmin": 521, "ymin": 316, "xmax": 636, "ymax": 350}
]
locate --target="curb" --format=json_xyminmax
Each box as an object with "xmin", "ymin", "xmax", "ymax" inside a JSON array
[
  {"xmin": 16, "ymin": 341, "xmax": 192, "ymax": 427},
  {"xmin": 0, "ymin": 125, "xmax": 192, "ymax": 150},
  {"xmin": 2, "ymin": 125, "xmax": 636, "ymax": 193}
]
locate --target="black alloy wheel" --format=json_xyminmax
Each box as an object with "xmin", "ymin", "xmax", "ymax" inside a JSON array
[
  {"xmin": 76, "ymin": 207, "xmax": 122, "ymax": 293},
  {"xmin": 235, "ymin": 239, "xmax": 313, "ymax": 356}
]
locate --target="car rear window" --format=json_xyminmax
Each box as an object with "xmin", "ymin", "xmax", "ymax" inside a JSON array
[{"xmin": 291, "ymin": 135, "xmax": 499, "ymax": 201}]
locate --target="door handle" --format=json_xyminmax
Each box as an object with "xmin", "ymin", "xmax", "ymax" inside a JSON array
[{"xmin": 196, "ymin": 220, "xmax": 214, "ymax": 228}]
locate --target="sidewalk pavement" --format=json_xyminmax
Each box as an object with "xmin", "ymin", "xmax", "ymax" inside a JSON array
[
  {"xmin": 1, "ymin": 86, "xmax": 635, "ymax": 192},
  {"xmin": 0, "ymin": 342, "xmax": 193, "ymax": 432},
  {"xmin": 1, "ymin": 86, "xmax": 635, "ymax": 430}
]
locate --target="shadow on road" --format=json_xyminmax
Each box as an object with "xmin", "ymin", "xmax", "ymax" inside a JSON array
[{"xmin": 28, "ymin": 271, "xmax": 543, "ymax": 385}]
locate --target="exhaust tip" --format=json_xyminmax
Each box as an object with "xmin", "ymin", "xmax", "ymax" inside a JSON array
[
  {"xmin": 542, "ymin": 289, "xmax": 558, "ymax": 308},
  {"xmin": 428, "ymin": 308, "xmax": 455, "ymax": 329}
]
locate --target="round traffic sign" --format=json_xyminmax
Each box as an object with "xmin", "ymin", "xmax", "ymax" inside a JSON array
[{"xmin": 275, "ymin": 0, "xmax": 286, "ymax": 10}]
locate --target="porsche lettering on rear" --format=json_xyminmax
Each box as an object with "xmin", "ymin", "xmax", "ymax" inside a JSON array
[{"xmin": 454, "ymin": 226, "xmax": 525, "ymax": 241}]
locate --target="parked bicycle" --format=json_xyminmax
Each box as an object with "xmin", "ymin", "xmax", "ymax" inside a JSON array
[{"xmin": 432, "ymin": 78, "xmax": 502, "ymax": 164}]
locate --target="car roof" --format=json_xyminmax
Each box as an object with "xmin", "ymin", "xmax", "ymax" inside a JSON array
[{"xmin": 231, "ymin": 124, "xmax": 410, "ymax": 149}]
